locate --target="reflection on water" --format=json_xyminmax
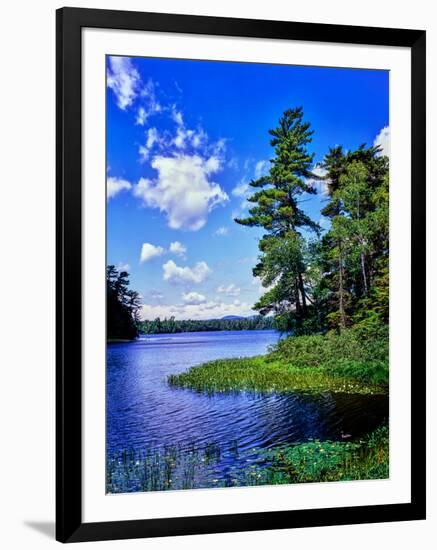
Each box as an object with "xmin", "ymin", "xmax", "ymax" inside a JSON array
[{"xmin": 107, "ymin": 330, "xmax": 388, "ymax": 490}]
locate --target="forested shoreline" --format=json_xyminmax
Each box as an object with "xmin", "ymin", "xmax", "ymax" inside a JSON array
[
  {"xmin": 140, "ymin": 316, "xmax": 275, "ymax": 334},
  {"xmin": 106, "ymin": 265, "xmax": 276, "ymax": 339},
  {"xmin": 169, "ymin": 106, "xmax": 389, "ymax": 397}
]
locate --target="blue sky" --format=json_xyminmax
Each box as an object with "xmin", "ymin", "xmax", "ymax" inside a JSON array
[{"xmin": 106, "ymin": 56, "xmax": 389, "ymax": 321}]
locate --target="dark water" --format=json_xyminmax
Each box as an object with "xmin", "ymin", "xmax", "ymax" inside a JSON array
[{"xmin": 107, "ymin": 330, "xmax": 388, "ymax": 489}]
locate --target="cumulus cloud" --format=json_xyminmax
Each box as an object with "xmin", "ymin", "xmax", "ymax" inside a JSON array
[
  {"xmin": 214, "ymin": 226, "xmax": 229, "ymax": 236},
  {"xmin": 140, "ymin": 243, "xmax": 165, "ymax": 263},
  {"xmin": 133, "ymin": 155, "xmax": 228, "ymax": 231},
  {"xmin": 169, "ymin": 241, "xmax": 187, "ymax": 257},
  {"xmin": 374, "ymin": 126, "xmax": 390, "ymax": 157},
  {"xmin": 217, "ymin": 283, "xmax": 240, "ymax": 297},
  {"xmin": 182, "ymin": 291, "xmax": 206, "ymax": 305},
  {"xmin": 163, "ymin": 260, "xmax": 211, "ymax": 285},
  {"xmin": 107, "ymin": 177, "xmax": 132, "ymax": 200},
  {"xmin": 140, "ymin": 298, "xmax": 255, "ymax": 321},
  {"xmin": 107, "ymin": 57, "xmax": 141, "ymax": 110}
]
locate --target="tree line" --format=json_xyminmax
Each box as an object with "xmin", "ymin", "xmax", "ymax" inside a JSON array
[
  {"xmin": 140, "ymin": 316, "xmax": 275, "ymax": 334},
  {"xmin": 236, "ymin": 106, "xmax": 389, "ymax": 336},
  {"xmin": 106, "ymin": 266, "xmax": 275, "ymax": 339}
]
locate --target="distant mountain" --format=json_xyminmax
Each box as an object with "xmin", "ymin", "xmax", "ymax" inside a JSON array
[{"xmin": 221, "ymin": 315, "xmax": 245, "ymax": 320}]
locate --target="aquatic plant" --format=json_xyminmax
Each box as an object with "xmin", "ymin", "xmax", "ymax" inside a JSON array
[
  {"xmin": 106, "ymin": 426, "xmax": 389, "ymax": 493},
  {"xmin": 266, "ymin": 424, "xmax": 389, "ymax": 483},
  {"xmin": 168, "ymin": 327, "xmax": 388, "ymax": 395}
]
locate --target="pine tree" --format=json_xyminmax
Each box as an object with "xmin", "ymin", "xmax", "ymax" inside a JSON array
[{"xmin": 235, "ymin": 107, "xmax": 320, "ymax": 333}]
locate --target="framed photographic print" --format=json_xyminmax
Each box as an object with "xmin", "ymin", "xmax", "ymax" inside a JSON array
[{"xmin": 56, "ymin": 7, "xmax": 426, "ymax": 543}]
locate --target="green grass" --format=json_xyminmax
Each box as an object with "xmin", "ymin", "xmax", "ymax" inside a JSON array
[{"xmin": 168, "ymin": 326, "xmax": 388, "ymax": 395}]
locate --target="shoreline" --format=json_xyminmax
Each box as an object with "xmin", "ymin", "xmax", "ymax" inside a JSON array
[{"xmin": 168, "ymin": 327, "xmax": 389, "ymax": 396}]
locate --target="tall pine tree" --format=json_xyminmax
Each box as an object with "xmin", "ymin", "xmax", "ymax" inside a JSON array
[{"xmin": 235, "ymin": 107, "xmax": 320, "ymax": 333}]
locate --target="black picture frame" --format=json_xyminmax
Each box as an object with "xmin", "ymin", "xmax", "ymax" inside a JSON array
[{"xmin": 56, "ymin": 6, "xmax": 426, "ymax": 543}]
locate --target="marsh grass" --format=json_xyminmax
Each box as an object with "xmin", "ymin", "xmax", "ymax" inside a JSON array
[
  {"xmin": 106, "ymin": 426, "xmax": 389, "ymax": 493},
  {"xmin": 106, "ymin": 441, "xmax": 223, "ymax": 493},
  {"xmin": 168, "ymin": 327, "xmax": 388, "ymax": 395},
  {"xmin": 168, "ymin": 356, "xmax": 385, "ymax": 395}
]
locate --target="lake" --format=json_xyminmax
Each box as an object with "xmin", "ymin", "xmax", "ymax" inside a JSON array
[{"xmin": 107, "ymin": 329, "xmax": 388, "ymax": 492}]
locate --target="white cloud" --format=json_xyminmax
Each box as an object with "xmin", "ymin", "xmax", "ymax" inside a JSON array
[
  {"xmin": 169, "ymin": 241, "xmax": 187, "ymax": 257},
  {"xmin": 217, "ymin": 283, "xmax": 240, "ymax": 297},
  {"xmin": 149, "ymin": 289, "xmax": 164, "ymax": 300},
  {"xmin": 138, "ymin": 145, "xmax": 150, "ymax": 162},
  {"xmin": 232, "ymin": 159, "xmax": 268, "ymax": 203},
  {"xmin": 172, "ymin": 107, "xmax": 184, "ymax": 126},
  {"xmin": 139, "ymin": 128, "xmax": 161, "ymax": 162},
  {"xmin": 163, "ymin": 260, "xmax": 211, "ymax": 284},
  {"xmin": 136, "ymin": 107, "xmax": 148, "ymax": 126},
  {"xmin": 374, "ymin": 126, "xmax": 390, "ymax": 157},
  {"xmin": 214, "ymin": 226, "xmax": 229, "ymax": 236},
  {"xmin": 140, "ymin": 243, "xmax": 165, "ymax": 263},
  {"xmin": 116, "ymin": 262, "xmax": 130, "ymax": 272},
  {"xmin": 173, "ymin": 127, "xmax": 191, "ymax": 149},
  {"xmin": 107, "ymin": 57, "xmax": 141, "ymax": 110},
  {"xmin": 169, "ymin": 104, "xmax": 209, "ymax": 151},
  {"xmin": 252, "ymin": 276, "xmax": 276, "ymax": 295},
  {"xmin": 140, "ymin": 299, "xmax": 255, "ymax": 321},
  {"xmin": 107, "ymin": 177, "xmax": 132, "ymax": 200},
  {"xmin": 172, "ymin": 127, "xmax": 207, "ymax": 151},
  {"xmin": 192, "ymin": 128, "xmax": 207, "ymax": 149},
  {"xmin": 133, "ymin": 155, "xmax": 228, "ymax": 231},
  {"xmin": 308, "ymin": 165, "xmax": 329, "ymax": 196},
  {"xmin": 232, "ymin": 181, "xmax": 249, "ymax": 198},
  {"xmin": 135, "ymin": 79, "xmax": 162, "ymax": 125},
  {"xmin": 227, "ymin": 157, "xmax": 239, "ymax": 170},
  {"xmin": 146, "ymin": 127, "xmax": 159, "ymax": 148},
  {"xmin": 182, "ymin": 291, "xmax": 206, "ymax": 305},
  {"xmin": 254, "ymin": 159, "xmax": 270, "ymax": 179},
  {"xmin": 319, "ymin": 216, "xmax": 331, "ymax": 230}
]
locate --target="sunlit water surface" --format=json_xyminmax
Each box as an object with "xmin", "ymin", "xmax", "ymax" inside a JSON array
[{"xmin": 107, "ymin": 330, "xmax": 388, "ymax": 491}]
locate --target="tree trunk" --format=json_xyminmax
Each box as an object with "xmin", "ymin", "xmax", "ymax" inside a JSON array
[
  {"xmin": 298, "ymin": 272, "xmax": 307, "ymax": 314},
  {"xmin": 360, "ymin": 250, "xmax": 368, "ymax": 296},
  {"xmin": 338, "ymin": 242, "xmax": 347, "ymax": 330},
  {"xmin": 294, "ymin": 279, "xmax": 301, "ymax": 315}
]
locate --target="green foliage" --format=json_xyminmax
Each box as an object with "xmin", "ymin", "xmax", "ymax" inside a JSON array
[
  {"xmin": 140, "ymin": 315, "xmax": 275, "ymax": 334},
  {"xmin": 267, "ymin": 424, "xmax": 389, "ymax": 483},
  {"xmin": 233, "ymin": 106, "xmax": 389, "ymax": 336},
  {"xmin": 168, "ymin": 325, "xmax": 388, "ymax": 395},
  {"xmin": 235, "ymin": 107, "xmax": 320, "ymax": 334},
  {"xmin": 318, "ymin": 149, "xmax": 389, "ymax": 330},
  {"xmin": 107, "ymin": 265, "xmax": 141, "ymax": 340}
]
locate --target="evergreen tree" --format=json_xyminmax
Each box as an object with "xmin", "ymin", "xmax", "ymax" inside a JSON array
[
  {"xmin": 107, "ymin": 266, "xmax": 141, "ymax": 340},
  {"xmin": 235, "ymin": 107, "xmax": 320, "ymax": 333}
]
